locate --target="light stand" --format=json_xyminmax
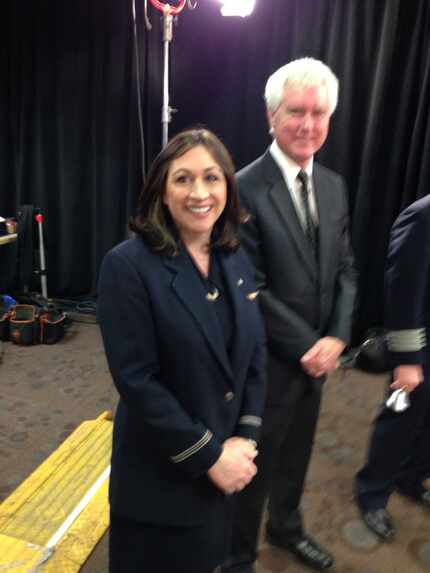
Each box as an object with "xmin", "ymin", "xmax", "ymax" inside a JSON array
[
  {"xmin": 162, "ymin": 12, "xmax": 174, "ymax": 148},
  {"xmin": 144, "ymin": 0, "xmax": 256, "ymax": 148},
  {"xmin": 148, "ymin": 1, "xmax": 187, "ymax": 147}
]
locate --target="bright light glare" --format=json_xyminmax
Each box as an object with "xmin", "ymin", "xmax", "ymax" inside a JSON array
[{"xmin": 219, "ymin": 0, "xmax": 255, "ymax": 17}]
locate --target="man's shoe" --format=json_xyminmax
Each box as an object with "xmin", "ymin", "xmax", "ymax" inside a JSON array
[
  {"xmin": 361, "ymin": 508, "xmax": 395, "ymax": 541},
  {"xmin": 267, "ymin": 528, "xmax": 333, "ymax": 571}
]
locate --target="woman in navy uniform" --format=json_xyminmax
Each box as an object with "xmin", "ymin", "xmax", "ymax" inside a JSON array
[
  {"xmin": 355, "ymin": 194, "xmax": 430, "ymax": 540},
  {"xmin": 98, "ymin": 129, "xmax": 266, "ymax": 573}
]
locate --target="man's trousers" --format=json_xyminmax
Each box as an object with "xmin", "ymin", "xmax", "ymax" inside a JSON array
[
  {"xmin": 356, "ymin": 368, "xmax": 430, "ymax": 511},
  {"xmin": 224, "ymin": 366, "xmax": 322, "ymax": 571}
]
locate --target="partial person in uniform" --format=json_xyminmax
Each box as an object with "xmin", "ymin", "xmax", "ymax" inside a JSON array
[
  {"xmin": 222, "ymin": 58, "xmax": 356, "ymax": 573},
  {"xmin": 355, "ymin": 194, "xmax": 430, "ymax": 540},
  {"xmin": 98, "ymin": 129, "xmax": 266, "ymax": 573}
]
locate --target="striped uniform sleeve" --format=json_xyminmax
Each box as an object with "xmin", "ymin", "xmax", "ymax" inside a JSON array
[
  {"xmin": 236, "ymin": 415, "xmax": 263, "ymax": 443},
  {"xmin": 169, "ymin": 429, "xmax": 214, "ymax": 465},
  {"xmin": 385, "ymin": 204, "xmax": 430, "ymax": 366}
]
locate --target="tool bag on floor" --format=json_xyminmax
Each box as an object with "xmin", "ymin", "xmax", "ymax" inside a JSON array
[
  {"xmin": 8, "ymin": 304, "xmax": 67, "ymax": 345},
  {"xmin": 39, "ymin": 308, "xmax": 67, "ymax": 344},
  {"xmin": 9, "ymin": 305, "xmax": 40, "ymax": 345}
]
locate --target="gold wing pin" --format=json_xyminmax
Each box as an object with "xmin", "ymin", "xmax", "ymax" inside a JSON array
[
  {"xmin": 246, "ymin": 290, "xmax": 259, "ymax": 301},
  {"xmin": 206, "ymin": 288, "xmax": 220, "ymax": 302}
]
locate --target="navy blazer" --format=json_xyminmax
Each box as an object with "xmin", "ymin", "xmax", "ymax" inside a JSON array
[
  {"xmin": 98, "ymin": 237, "xmax": 266, "ymax": 526},
  {"xmin": 385, "ymin": 194, "xmax": 430, "ymax": 366}
]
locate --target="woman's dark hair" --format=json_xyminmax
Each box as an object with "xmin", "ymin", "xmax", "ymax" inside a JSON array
[{"xmin": 129, "ymin": 128, "xmax": 242, "ymax": 255}]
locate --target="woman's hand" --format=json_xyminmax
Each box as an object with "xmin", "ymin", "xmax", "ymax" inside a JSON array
[{"xmin": 207, "ymin": 437, "xmax": 258, "ymax": 495}]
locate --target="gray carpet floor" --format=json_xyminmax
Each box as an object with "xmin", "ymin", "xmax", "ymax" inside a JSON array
[{"xmin": 1, "ymin": 322, "xmax": 429, "ymax": 572}]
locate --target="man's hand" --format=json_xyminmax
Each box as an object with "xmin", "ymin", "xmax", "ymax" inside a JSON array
[
  {"xmin": 390, "ymin": 364, "xmax": 423, "ymax": 393},
  {"xmin": 301, "ymin": 336, "xmax": 346, "ymax": 378},
  {"xmin": 207, "ymin": 437, "xmax": 258, "ymax": 495}
]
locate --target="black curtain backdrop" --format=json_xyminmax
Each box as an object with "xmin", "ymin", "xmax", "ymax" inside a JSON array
[{"xmin": 1, "ymin": 0, "xmax": 430, "ymax": 341}]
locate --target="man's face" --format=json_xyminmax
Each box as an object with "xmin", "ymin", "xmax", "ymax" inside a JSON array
[{"xmin": 268, "ymin": 83, "xmax": 331, "ymax": 168}]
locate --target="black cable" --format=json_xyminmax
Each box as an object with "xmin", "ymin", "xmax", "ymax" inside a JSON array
[
  {"xmin": 132, "ymin": 0, "xmax": 146, "ymax": 183},
  {"xmin": 47, "ymin": 297, "xmax": 97, "ymax": 323},
  {"xmin": 13, "ymin": 294, "xmax": 98, "ymax": 324}
]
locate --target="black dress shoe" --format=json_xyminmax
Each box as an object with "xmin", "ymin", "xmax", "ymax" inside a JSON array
[
  {"xmin": 267, "ymin": 528, "xmax": 334, "ymax": 571},
  {"xmin": 361, "ymin": 508, "xmax": 395, "ymax": 541}
]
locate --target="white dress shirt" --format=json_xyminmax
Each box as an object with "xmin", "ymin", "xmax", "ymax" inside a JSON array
[{"xmin": 269, "ymin": 140, "xmax": 319, "ymax": 229}]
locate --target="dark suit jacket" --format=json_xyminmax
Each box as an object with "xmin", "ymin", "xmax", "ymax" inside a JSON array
[
  {"xmin": 237, "ymin": 150, "xmax": 356, "ymax": 403},
  {"xmin": 385, "ymin": 194, "xmax": 430, "ymax": 367},
  {"xmin": 98, "ymin": 237, "xmax": 266, "ymax": 526}
]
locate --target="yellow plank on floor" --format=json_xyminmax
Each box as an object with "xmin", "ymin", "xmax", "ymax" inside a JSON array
[
  {"xmin": 0, "ymin": 533, "xmax": 48, "ymax": 572},
  {"xmin": 42, "ymin": 481, "xmax": 110, "ymax": 572},
  {"xmin": 0, "ymin": 412, "xmax": 112, "ymax": 530},
  {"xmin": 0, "ymin": 412, "xmax": 112, "ymax": 572}
]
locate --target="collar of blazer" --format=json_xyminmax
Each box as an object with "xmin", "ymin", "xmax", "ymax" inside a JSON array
[
  {"xmin": 261, "ymin": 150, "xmax": 334, "ymax": 284},
  {"xmin": 163, "ymin": 248, "xmax": 252, "ymax": 385}
]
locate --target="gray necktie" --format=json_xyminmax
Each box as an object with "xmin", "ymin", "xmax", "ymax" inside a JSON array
[{"xmin": 297, "ymin": 170, "xmax": 317, "ymax": 255}]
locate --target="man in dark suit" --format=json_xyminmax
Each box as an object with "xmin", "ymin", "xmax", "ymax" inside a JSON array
[
  {"xmin": 223, "ymin": 58, "xmax": 356, "ymax": 572},
  {"xmin": 355, "ymin": 195, "xmax": 430, "ymax": 541}
]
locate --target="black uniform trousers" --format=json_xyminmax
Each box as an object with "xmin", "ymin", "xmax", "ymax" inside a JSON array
[
  {"xmin": 224, "ymin": 365, "xmax": 321, "ymax": 570},
  {"xmin": 356, "ymin": 367, "xmax": 430, "ymax": 511}
]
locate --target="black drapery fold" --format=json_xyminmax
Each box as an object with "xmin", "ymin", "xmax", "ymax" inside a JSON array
[
  {"xmin": 1, "ymin": 0, "xmax": 430, "ymax": 341},
  {"xmin": 1, "ymin": 1, "xmax": 146, "ymax": 294},
  {"xmin": 352, "ymin": 0, "xmax": 430, "ymax": 339}
]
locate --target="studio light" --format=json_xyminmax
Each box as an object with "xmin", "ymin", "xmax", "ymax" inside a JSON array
[{"xmin": 219, "ymin": 0, "xmax": 255, "ymax": 17}]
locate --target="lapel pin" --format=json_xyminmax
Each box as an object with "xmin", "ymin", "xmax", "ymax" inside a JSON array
[
  {"xmin": 246, "ymin": 291, "xmax": 259, "ymax": 301},
  {"xmin": 206, "ymin": 288, "xmax": 220, "ymax": 302},
  {"xmin": 237, "ymin": 278, "xmax": 244, "ymax": 287}
]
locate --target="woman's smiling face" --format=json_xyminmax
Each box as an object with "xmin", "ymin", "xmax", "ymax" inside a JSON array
[{"xmin": 163, "ymin": 145, "xmax": 228, "ymax": 245}]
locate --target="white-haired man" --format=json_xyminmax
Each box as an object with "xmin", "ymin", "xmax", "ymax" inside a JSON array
[{"xmin": 222, "ymin": 58, "xmax": 356, "ymax": 572}]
